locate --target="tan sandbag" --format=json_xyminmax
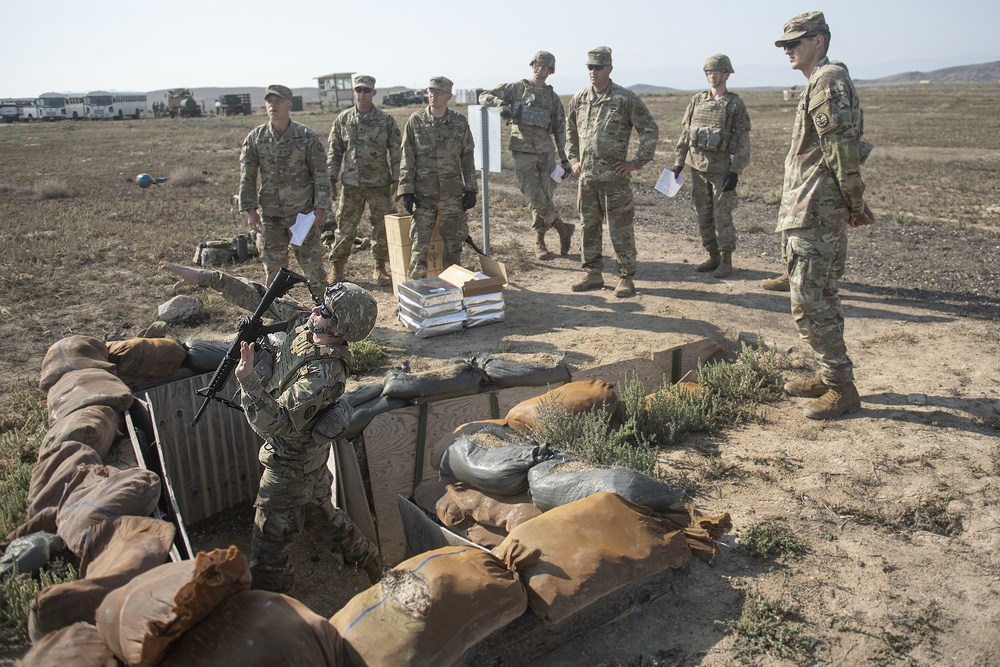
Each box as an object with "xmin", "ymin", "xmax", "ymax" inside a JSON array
[
  {"xmin": 492, "ymin": 491, "xmax": 695, "ymax": 624},
  {"xmin": 656, "ymin": 505, "xmax": 732, "ymax": 564},
  {"xmin": 412, "ymin": 474, "xmax": 457, "ymax": 516},
  {"xmin": 39, "ymin": 405, "xmax": 122, "ymax": 462},
  {"xmin": 465, "ymin": 523, "xmax": 508, "ymax": 549},
  {"xmin": 159, "ymin": 590, "xmax": 343, "ymax": 667},
  {"xmin": 108, "ymin": 338, "xmax": 188, "ymax": 378},
  {"xmin": 39, "ymin": 335, "xmax": 116, "ymax": 392},
  {"xmin": 21, "ymin": 622, "xmax": 122, "ymax": 667},
  {"xmin": 430, "ymin": 419, "xmax": 510, "ymax": 470},
  {"xmin": 96, "ymin": 547, "xmax": 251, "ymax": 667},
  {"xmin": 28, "ymin": 516, "xmax": 175, "ymax": 642},
  {"xmin": 505, "ymin": 380, "xmax": 620, "ymax": 433},
  {"xmin": 26, "ymin": 441, "xmax": 103, "ymax": 519},
  {"xmin": 47, "ymin": 368, "xmax": 134, "ymax": 424},
  {"xmin": 332, "ymin": 545, "xmax": 533, "ymax": 667},
  {"xmin": 56, "ymin": 467, "xmax": 162, "ymax": 558},
  {"xmin": 3, "ymin": 507, "xmax": 58, "ymax": 547},
  {"xmin": 437, "ymin": 483, "xmax": 541, "ymax": 533}
]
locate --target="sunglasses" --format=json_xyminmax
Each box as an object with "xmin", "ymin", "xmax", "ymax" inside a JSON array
[
  {"xmin": 587, "ymin": 65, "xmax": 607, "ymax": 71},
  {"xmin": 704, "ymin": 70, "xmax": 723, "ymax": 76},
  {"xmin": 783, "ymin": 33, "xmax": 817, "ymax": 49},
  {"xmin": 354, "ymin": 87, "xmax": 374, "ymax": 94},
  {"xmin": 319, "ymin": 285, "xmax": 342, "ymax": 320}
]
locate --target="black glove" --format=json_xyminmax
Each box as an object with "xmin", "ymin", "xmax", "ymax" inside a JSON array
[
  {"xmin": 499, "ymin": 105, "xmax": 513, "ymax": 120},
  {"xmin": 561, "ymin": 160, "xmax": 571, "ymax": 174},
  {"xmin": 672, "ymin": 165, "xmax": 683, "ymax": 178},
  {"xmin": 462, "ymin": 191, "xmax": 477, "ymax": 211},
  {"xmin": 722, "ymin": 171, "xmax": 739, "ymax": 192},
  {"xmin": 403, "ymin": 193, "xmax": 417, "ymax": 215}
]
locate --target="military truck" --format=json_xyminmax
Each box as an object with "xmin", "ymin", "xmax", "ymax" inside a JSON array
[
  {"xmin": 217, "ymin": 93, "xmax": 252, "ymax": 116},
  {"xmin": 382, "ymin": 89, "xmax": 428, "ymax": 107},
  {"xmin": 167, "ymin": 89, "xmax": 202, "ymax": 118}
]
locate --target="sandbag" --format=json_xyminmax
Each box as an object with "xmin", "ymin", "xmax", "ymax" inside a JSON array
[
  {"xmin": 26, "ymin": 441, "xmax": 103, "ymax": 519},
  {"xmin": 505, "ymin": 379, "xmax": 619, "ymax": 433},
  {"xmin": 159, "ymin": 590, "xmax": 343, "ymax": 667},
  {"xmin": 21, "ymin": 622, "xmax": 122, "ymax": 667},
  {"xmin": 39, "ymin": 405, "xmax": 122, "ymax": 462},
  {"xmin": 96, "ymin": 547, "xmax": 251, "ymax": 667},
  {"xmin": 436, "ymin": 483, "xmax": 541, "ymax": 533},
  {"xmin": 343, "ymin": 395, "xmax": 409, "ymax": 439},
  {"xmin": 493, "ymin": 492, "xmax": 694, "ymax": 624},
  {"xmin": 56, "ymin": 466, "xmax": 162, "ymax": 558},
  {"xmin": 381, "ymin": 359, "xmax": 488, "ymax": 401},
  {"xmin": 181, "ymin": 338, "xmax": 230, "ymax": 373},
  {"xmin": 477, "ymin": 354, "xmax": 572, "ymax": 389},
  {"xmin": 46, "ymin": 368, "xmax": 134, "ymax": 424},
  {"xmin": 108, "ymin": 337, "xmax": 188, "ymax": 378},
  {"xmin": 3, "ymin": 506, "xmax": 57, "ymax": 546},
  {"xmin": 412, "ymin": 473, "xmax": 458, "ymax": 517},
  {"xmin": 342, "ymin": 381, "xmax": 384, "ymax": 407},
  {"xmin": 439, "ymin": 423, "xmax": 550, "ymax": 496},
  {"xmin": 39, "ymin": 335, "xmax": 116, "ymax": 392},
  {"xmin": 465, "ymin": 523, "xmax": 508, "ymax": 549},
  {"xmin": 527, "ymin": 455, "xmax": 685, "ymax": 512},
  {"xmin": 332, "ymin": 545, "xmax": 532, "ymax": 667},
  {"xmin": 0, "ymin": 532, "xmax": 63, "ymax": 583},
  {"xmin": 430, "ymin": 419, "xmax": 510, "ymax": 471},
  {"xmin": 29, "ymin": 517, "xmax": 177, "ymax": 643}
]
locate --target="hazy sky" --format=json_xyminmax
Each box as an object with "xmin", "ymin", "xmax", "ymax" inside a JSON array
[{"xmin": 5, "ymin": 0, "xmax": 999, "ymax": 98}]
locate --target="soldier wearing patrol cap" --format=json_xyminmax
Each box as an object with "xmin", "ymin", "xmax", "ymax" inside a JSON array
[
  {"xmin": 567, "ymin": 46, "xmax": 659, "ymax": 298},
  {"xmin": 479, "ymin": 51, "xmax": 575, "ymax": 260},
  {"xmin": 398, "ymin": 76, "xmax": 478, "ymax": 278},
  {"xmin": 673, "ymin": 54, "xmax": 752, "ymax": 279},
  {"xmin": 323, "ymin": 74, "xmax": 402, "ymax": 287},
  {"xmin": 239, "ymin": 84, "xmax": 333, "ymax": 295},
  {"xmin": 159, "ymin": 260, "xmax": 382, "ymax": 591},
  {"xmin": 774, "ymin": 11, "xmax": 875, "ymax": 420}
]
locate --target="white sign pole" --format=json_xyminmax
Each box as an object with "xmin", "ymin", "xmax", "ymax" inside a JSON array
[{"xmin": 469, "ymin": 105, "xmax": 501, "ymax": 256}]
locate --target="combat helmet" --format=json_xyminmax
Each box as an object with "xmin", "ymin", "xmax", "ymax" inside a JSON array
[
  {"xmin": 703, "ymin": 54, "xmax": 734, "ymax": 73},
  {"xmin": 530, "ymin": 51, "xmax": 556, "ymax": 73},
  {"xmin": 315, "ymin": 282, "xmax": 378, "ymax": 341}
]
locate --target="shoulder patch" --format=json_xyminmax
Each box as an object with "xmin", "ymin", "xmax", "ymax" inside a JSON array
[
  {"xmin": 304, "ymin": 405, "xmax": 316, "ymax": 421},
  {"xmin": 815, "ymin": 112, "xmax": 830, "ymax": 129}
]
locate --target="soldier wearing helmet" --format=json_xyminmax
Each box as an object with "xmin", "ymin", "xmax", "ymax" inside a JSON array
[
  {"xmin": 479, "ymin": 51, "xmax": 575, "ymax": 261},
  {"xmin": 673, "ymin": 54, "xmax": 752, "ymax": 279},
  {"xmin": 159, "ymin": 260, "xmax": 382, "ymax": 591}
]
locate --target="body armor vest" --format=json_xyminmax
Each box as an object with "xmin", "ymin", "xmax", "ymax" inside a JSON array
[
  {"xmin": 260, "ymin": 324, "xmax": 354, "ymax": 395},
  {"xmin": 688, "ymin": 95, "xmax": 733, "ymax": 152},
  {"xmin": 514, "ymin": 84, "xmax": 553, "ymax": 129}
]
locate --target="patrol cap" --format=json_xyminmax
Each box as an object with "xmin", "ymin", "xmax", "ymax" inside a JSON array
[
  {"xmin": 530, "ymin": 50, "xmax": 556, "ymax": 73},
  {"xmin": 428, "ymin": 76, "xmax": 453, "ymax": 94},
  {"xmin": 264, "ymin": 84, "xmax": 293, "ymax": 101},
  {"xmin": 704, "ymin": 54, "xmax": 734, "ymax": 73},
  {"xmin": 352, "ymin": 74, "xmax": 376, "ymax": 90},
  {"xmin": 586, "ymin": 46, "xmax": 613, "ymax": 67},
  {"xmin": 775, "ymin": 11, "xmax": 830, "ymax": 47}
]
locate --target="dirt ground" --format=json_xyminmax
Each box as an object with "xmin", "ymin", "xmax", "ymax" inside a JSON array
[{"xmin": 1, "ymin": 87, "xmax": 998, "ymax": 664}]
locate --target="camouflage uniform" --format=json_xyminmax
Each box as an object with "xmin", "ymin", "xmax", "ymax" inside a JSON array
[
  {"xmin": 239, "ymin": 121, "xmax": 333, "ymax": 290},
  {"xmin": 399, "ymin": 103, "xmax": 477, "ymax": 278},
  {"xmin": 203, "ymin": 272, "xmax": 377, "ymax": 593},
  {"xmin": 324, "ymin": 90, "xmax": 402, "ymax": 270},
  {"xmin": 478, "ymin": 77, "xmax": 569, "ymax": 232},
  {"xmin": 674, "ymin": 89, "xmax": 751, "ymax": 253},
  {"xmin": 778, "ymin": 53, "xmax": 866, "ymax": 387},
  {"xmin": 567, "ymin": 54, "xmax": 658, "ymax": 279}
]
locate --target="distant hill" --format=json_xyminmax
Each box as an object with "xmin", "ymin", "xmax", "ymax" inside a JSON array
[
  {"xmin": 628, "ymin": 84, "xmax": 676, "ymax": 93},
  {"xmin": 856, "ymin": 60, "xmax": 1000, "ymax": 85}
]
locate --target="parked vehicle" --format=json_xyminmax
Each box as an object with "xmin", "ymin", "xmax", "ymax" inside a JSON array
[
  {"xmin": 36, "ymin": 92, "xmax": 86, "ymax": 120},
  {"xmin": 217, "ymin": 93, "xmax": 252, "ymax": 116},
  {"xmin": 85, "ymin": 91, "xmax": 147, "ymax": 119}
]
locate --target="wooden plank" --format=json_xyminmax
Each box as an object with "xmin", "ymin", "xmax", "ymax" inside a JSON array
[
  {"xmin": 650, "ymin": 338, "xmax": 726, "ymax": 384},
  {"xmin": 334, "ymin": 438, "xmax": 378, "ymax": 548}
]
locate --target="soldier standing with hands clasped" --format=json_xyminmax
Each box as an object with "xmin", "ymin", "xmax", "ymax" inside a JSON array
[
  {"xmin": 673, "ymin": 54, "xmax": 751, "ymax": 279},
  {"xmin": 774, "ymin": 11, "xmax": 875, "ymax": 420},
  {"xmin": 567, "ymin": 47, "xmax": 658, "ymax": 298},
  {"xmin": 479, "ymin": 51, "xmax": 575, "ymax": 260}
]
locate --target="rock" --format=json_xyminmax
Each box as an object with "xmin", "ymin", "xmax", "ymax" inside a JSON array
[
  {"xmin": 157, "ymin": 295, "xmax": 204, "ymax": 323},
  {"xmin": 200, "ymin": 247, "xmax": 235, "ymax": 266}
]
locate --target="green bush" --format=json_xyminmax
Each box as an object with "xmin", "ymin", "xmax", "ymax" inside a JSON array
[{"xmin": 348, "ymin": 335, "xmax": 388, "ymax": 376}]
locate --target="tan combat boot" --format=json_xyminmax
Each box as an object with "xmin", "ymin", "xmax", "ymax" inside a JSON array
[
  {"xmin": 761, "ymin": 271, "xmax": 790, "ymax": 292},
  {"xmin": 713, "ymin": 251, "xmax": 733, "ymax": 278},
  {"xmin": 695, "ymin": 251, "xmax": 721, "ymax": 272},
  {"xmin": 332, "ymin": 260, "xmax": 347, "ymax": 283},
  {"xmin": 804, "ymin": 382, "xmax": 861, "ymax": 420},
  {"xmin": 614, "ymin": 276, "xmax": 635, "ymax": 298},
  {"xmin": 783, "ymin": 372, "xmax": 827, "ymax": 397},
  {"xmin": 535, "ymin": 231, "xmax": 553, "ymax": 260},
  {"xmin": 571, "ymin": 273, "xmax": 604, "ymax": 292},
  {"xmin": 372, "ymin": 259, "xmax": 390, "ymax": 286},
  {"xmin": 554, "ymin": 220, "xmax": 576, "ymax": 255}
]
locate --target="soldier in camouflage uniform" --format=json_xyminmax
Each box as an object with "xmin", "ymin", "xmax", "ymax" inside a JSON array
[
  {"xmin": 159, "ymin": 260, "xmax": 382, "ymax": 591},
  {"xmin": 479, "ymin": 51, "xmax": 575, "ymax": 260},
  {"xmin": 673, "ymin": 54, "xmax": 752, "ymax": 279},
  {"xmin": 774, "ymin": 11, "xmax": 875, "ymax": 420},
  {"xmin": 567, "ymin": 47, "xmax": 659, "ymax": 298},
  {"xmin": 239, "ymin": 84, "xmax": 332, "ymax": 294},
  {"xmin": 399, "ymin": 76, "xmax": 478, "ymax": 279},
  {"xmin": 323, "ymin": 74, "xmax": 402, "ymax": 286}
]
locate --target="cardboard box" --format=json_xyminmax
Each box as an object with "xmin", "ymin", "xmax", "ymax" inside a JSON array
[
  {"xmin": 385, "ymin": 214, "xmax": 445, "ymax": 298},
  {"xmin": 438, "ymin": 254, "xmax": 509, "ymax": 297}
]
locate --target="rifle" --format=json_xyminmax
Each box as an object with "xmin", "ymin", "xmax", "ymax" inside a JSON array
[{"xmin": 191, "ymin": 267, "xmax": 310, "ymax": 426}]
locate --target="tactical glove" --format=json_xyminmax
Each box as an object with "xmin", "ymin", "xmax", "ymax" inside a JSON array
[
  {"xmin": 462, "ymin": 191, "xmax": 477, "ymax": 211},
  {"xmin": 499, "ymin": 105, "xmax": 513, "ymax": 120},
  {"xmin": 403, "ymin": 193, "xmax": 417, "ymax": 215},
  {"xmin": 560, "ymin": 160, "xmax": 571, "ymax": 175},
  {"xmin": 672, "ymin": 165, "xmax": 684, "ymax": 178},
  {"xmin": 722, "ymin": 172, "xmax": 739, "ymax": 192}
]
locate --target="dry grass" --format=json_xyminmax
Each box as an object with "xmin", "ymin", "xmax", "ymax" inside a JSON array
[{"xmin": 33, "ymin": 179, "xmax": 76, "ymax": 200}]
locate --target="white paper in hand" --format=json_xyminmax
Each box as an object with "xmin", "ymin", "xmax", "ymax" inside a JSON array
[
  {"xmin": 289, "ymin": 211, "xmax": 316, "ymax": 246},
  {"xmin": 654, "ymin": 169, "xmax": 684, "ymax": 197},
  {"xmin": 550, "ymin": 163, "xmax": 565, "ymax": 183}
]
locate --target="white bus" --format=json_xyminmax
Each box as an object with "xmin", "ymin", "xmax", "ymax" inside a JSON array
[
  {"xmin": 37, "ymin": 92, "xmax": 87, "ymax": 121},
  {"xmin": 84, "ymin": 90, "xmax": 148, "ymax": 120}
]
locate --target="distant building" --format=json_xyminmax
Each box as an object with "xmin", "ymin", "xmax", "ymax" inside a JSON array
[{"xmin": 315, "ymin": 72, "xmax": 355, "ymax": 110}]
